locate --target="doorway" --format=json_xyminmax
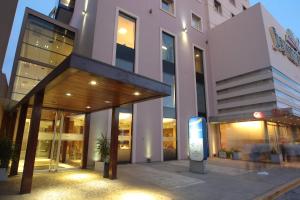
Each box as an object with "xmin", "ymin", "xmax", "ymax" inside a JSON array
[{"xmin": 18, "ymin": 109, "xmax": 84, "ymax": 172}]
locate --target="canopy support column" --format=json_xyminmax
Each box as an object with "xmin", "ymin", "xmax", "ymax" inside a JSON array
[
  {"xmin": 20, "ymin": 89, "xmax": 44, "ymax": 194},
  {"xmin": 109, "ymin": 107, "xmax": 119, "ymax": 179},
  {"xmin": 82, "ymin": 113, "xmax": 90, "ymax": 169}
]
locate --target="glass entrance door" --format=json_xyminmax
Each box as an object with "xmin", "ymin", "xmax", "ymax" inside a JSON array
[{"xmin": 18, "ymin": 110, "xmax": 84, "ymax": 173}]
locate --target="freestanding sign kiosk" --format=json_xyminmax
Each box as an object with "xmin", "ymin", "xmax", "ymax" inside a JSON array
[{"xmin": 188, "ymin": 117, "xmax": 208, "ymax": 174}]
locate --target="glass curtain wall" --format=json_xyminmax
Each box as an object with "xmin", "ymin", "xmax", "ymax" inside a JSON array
[
  {"xmin": 11, "ymin": 14, "xmax": 75, "ymax": 101},
  {"xmin": 193, "ymin": 47, "xmax": 206, "ymax": 117},
  {"xmin": 114, "ymin": 12, "xmax": 136, "ymax": 163},
  {"xmin": 162, "ymin": 32, "xmax": 177, "ymax": 161}
]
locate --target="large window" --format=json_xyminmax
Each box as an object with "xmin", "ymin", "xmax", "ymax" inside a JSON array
[
  {"xmin": 115, "ymin": 11, "xmax": 136, "ymax": 163},
  {"xmin": 194, "ymin": 47, "xmax": 206, "ymax": 117},
  {"xmin": 162, "ymin": 32, "xmax": 177, "ymax": 161},
  {"xmin": 116, "ymin": 12, "xmax": 136, "ymax": 72},
  {"xmin": 10, "ymin": 14, "xmax": 75, "ymax": 101}
]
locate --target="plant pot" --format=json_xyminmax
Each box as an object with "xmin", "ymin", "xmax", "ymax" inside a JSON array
[
  {"xmin": 0, "ymin": 168, "xmax": 8, "ymax": 181},
  {"xmin": 103, "ymin": 162, "xmax": 109, "ymax": 178},
  {"xmin": 232, "ymin": 152, "xmax": 241, "ymax": 160},
  {"xmin": 94, "ymin": 161, "xmax": 104, "ymax": 172},
  {"xmin": 271, "ymin": 154, "xmax": 283, "ymax": 164},
  {"xmin": 219, "ymin": 151, "xmax": 227, "ymax": 159}
]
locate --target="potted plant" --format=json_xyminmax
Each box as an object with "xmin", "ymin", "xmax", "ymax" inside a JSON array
[
  {"xmin": 232, "ymin": 148, "xmax": 241, "ymax": 160},
  {"xmin": 0, "ymin": 137, "xmax": 15, "ymax": 181},
  {"xmin": 95, "ymin": 134, "xmax": 110, "ymax": 178},
  {"xmin": 218, "ymin": 148, "xmax": 227, "ymax": 159},
  {"xmin": 270, "ymin": 148, "xmax": 282, "ymax": 164}
]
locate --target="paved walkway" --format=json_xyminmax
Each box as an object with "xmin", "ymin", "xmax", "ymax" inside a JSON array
[
  {"xmin": 277, "ymin": 186, "xmax": 300, "ymax": 200},
  {"xmin": 0, "ymin": 159, "xmax": 299, "ymax": 200}
]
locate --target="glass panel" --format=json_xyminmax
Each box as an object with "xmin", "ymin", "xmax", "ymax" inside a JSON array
[
  {"xmin": 163, "ymin": 118, "xmax": 177, "ymax": 161},
  {"xmin": 194, "ymin": 47, "xmax": 203, "ymax": 74},
  {"xmin": 11, "ymin": 13, "xmax": 75, "ymax": 102},
  {"xmin": 163, "ymin": 73, "xmax": 176, "ymax": 108},
  {"xmin": 162, "ymin": 33, "xmax": 175, "ymax": 64},
  {"xmin": 197, "ymin": 82, "xmax": 206, "ymax": 113},
  {"xmin": 116, "ymin": 12, "xmax": 136, "ymax": 72},
  {"xmin": 162, "ymin": 0, "xmax": 174, "ymax": 14},
  {"xmin": 118, "ymin": 112, "xmax": 132, "ymax": 163}
]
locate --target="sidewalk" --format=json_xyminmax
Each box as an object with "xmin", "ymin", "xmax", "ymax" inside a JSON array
[{"xmin": 0, "ymin": 159, "xmax": 299, "ymax": 200}]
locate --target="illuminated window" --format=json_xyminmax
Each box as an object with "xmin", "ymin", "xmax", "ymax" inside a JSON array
[
  {"xmin": 118, "ymin": 111, "xmax": 132, "ymax": 163},
  {"xmin": 116, "ymin": 12, "xmax": 136, "ymax": 72},
  {"xmin": 194, "ymin": 47, "xmax": 203, "ymax": 74},
  {"xmin": 161, "ymin": 0, "xmax": 175, "ymax": 15},
  {"xmin": 214, "ymin": 0, "xmax": 222, "ymax": 14},
  {"xmin": 191, "ymin": 13, "xmax": 202, "ymax": 31},
  {"xmin": 163, "ymin": 118, "xmax": 177, "ymax": 161}
]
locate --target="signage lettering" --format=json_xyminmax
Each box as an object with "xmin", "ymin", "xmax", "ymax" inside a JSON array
[{"xmin": 269, "ymin": 27, "xmax": 300, "ymax": 66}]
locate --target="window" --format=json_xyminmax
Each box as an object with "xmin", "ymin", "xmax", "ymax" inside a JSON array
[
  {"xmin": 116, "ymin": 12, "xmax": 136, "ymax": 72},
  {"xmin": 161, "ymin": 0, "xmax": 175, "ymax": 15},
  {"xmin": 193, "ymin": 46, "xmax": 206, "ymax": 116},
  {"xmin": 214, "ymin": 0, "xmax": 222, "ymax": 14},
  {"xmin": 115, "ymin": 11, "xmax": 136, "ymax": 163},
  {"xmin": 229, "ymin": 0, "xmax": 236, "ymax": 6},
  {"xmin": 191, "ymin": 13, "xmax": 202, "ymax": 31},
  {"xmin": 162, "ymin": 31, "xmax": 177, "ymax": 161}
]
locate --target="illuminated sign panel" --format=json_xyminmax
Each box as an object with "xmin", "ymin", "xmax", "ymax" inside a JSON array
[
  {"xmin": 188, "ymin": 117, "xmax": 207, "ymax": 162},
  {"xmin": 269, "ymin": 27, "xmax": 300, "ymax": 66}
]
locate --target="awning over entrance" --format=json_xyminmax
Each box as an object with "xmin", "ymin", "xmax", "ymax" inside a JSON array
[
  {"xmin": 210, "ymin": 108, "xmax": 300, "ymax": 126},
  {"xmin": 8, "ymin": 53, "xmax": 171, "ymax": 194},
  {"xmin": 13, "ymin": 53, "xmax": 171, "ymax": 112}
]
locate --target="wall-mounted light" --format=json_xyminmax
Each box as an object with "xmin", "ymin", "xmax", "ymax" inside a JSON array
[
  {"xmin": 82, "ymin": 10, "xmax": 87, "ymax": 16},
  {"xmin": 183, "ymin": 27, "xmax": 188, "ymax": 33}
]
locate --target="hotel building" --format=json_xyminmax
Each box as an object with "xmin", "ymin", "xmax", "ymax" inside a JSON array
[{"xmin": 1, "ymin": 0, "xmax": 300, "ymax": 194}]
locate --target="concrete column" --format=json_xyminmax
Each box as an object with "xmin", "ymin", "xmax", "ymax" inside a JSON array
[{"xmin": 20, "ymin": 89, "xmax": 44, "ymax": 194}]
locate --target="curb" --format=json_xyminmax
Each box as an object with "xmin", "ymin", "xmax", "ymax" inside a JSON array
[{"xmin": 255, "ymin": 178, "xmax": 300, "ymax": 200}]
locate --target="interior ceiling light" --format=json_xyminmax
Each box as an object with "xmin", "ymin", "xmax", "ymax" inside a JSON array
[
  {"xmin": 133, "ymin": 91, "xmax": 141, "ymax": 96},
  {"xmin": 118, "ymin": 27, "xmax": 128, "ymax": 34},
  {"xmin": 65, "ymin": 92, "xmax": 72, "ymax": 97},
  {"xmin": 162, "ymin": 45, "xmax": 168, "ymax": 50},
  {"xmin": 89, "ymin": 80, "xmax": 97, "ymax": 86}
]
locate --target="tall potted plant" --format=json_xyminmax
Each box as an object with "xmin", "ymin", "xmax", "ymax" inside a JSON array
[
  {"xmin": 0, "ymin": 137, "xmax": 15, "ymax": 181},
  {"xmin": 95, "ymin": 134, "xmax": 110, "ymax": 178}
]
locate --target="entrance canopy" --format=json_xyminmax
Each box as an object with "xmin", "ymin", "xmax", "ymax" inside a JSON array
[{"xmin": 13, "ymin": 53, "xmax": 171, "ymax": 112}]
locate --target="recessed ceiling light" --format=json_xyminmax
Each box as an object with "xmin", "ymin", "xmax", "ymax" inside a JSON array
[
  {"xmin": 86, "ymin": 106, "xmax": 91, "ymax": 109},
  {"xmin": 133, "ymin": 91, "xmax": 141, "ymax": 96},
  {"xmin": 65, "ymin": 93, "xmax": 72, "ymax": 97},
  {"xmin": 89, "ymin": 80, "xmax": 97, "ymax": 86},
  {"xmin": 104, "ymin": 100, "xmax": 111, "ymax": 104},
  {"xmin": 118, "ymin": 28, "xmax": 127, "ymax": 34}
]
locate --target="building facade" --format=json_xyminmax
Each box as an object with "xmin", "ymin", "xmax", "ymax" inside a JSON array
[{"xmin": 1, "ymin": 0, "xmax": 300, "ymax": 182}]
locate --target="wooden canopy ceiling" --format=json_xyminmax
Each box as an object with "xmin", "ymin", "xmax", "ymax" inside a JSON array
[{"xmin": 15, "ymin": 54, "xmax": 171, "ymax": 113}]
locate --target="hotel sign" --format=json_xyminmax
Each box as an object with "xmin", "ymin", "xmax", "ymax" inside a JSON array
[
  {"xmin": 188, "ymin": 117, "xmax": 208, "ymax": 162},
  {"xmin": 269, "ymin": 27, "xmax": 300, "ymax": 66}
]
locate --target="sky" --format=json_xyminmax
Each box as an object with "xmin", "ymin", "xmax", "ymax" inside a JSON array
[
  {"xmin": 2, "ymin": 0, "xmax": 300, "ymax": 81},
  {"xmin": 2, "ymin": 0, "xmax": 58, "ymax": 81}
]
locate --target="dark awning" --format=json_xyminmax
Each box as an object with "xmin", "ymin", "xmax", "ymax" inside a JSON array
[{"xmin": 13, "ymin": 53, "xmax": 171, "ymax": 113}]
